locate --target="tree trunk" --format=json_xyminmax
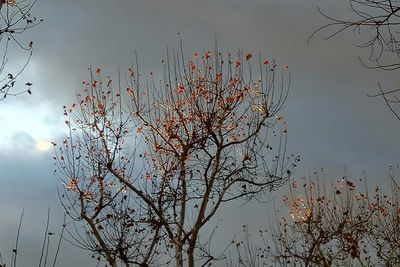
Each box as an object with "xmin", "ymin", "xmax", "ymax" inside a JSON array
[
  {"xmin": 175, "ymin": 243, "xmax": 184, "ymax": 267},
  {"xmin": 188, "ymin": 244, "xmax": 195, "ymax": 267},
  {"xmin": 188, "ymin": 232, "xmax": 198, "ymax": 267}
]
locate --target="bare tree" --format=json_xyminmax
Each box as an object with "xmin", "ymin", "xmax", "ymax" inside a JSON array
[
  {"xmin": 271, "ymin": 172, "xmax": 400, "ymax": 266},
  {"xmin": 0, "ymin": 0, "xmax": 42, "ymax": 100},
  {"xmin": 0, "ymin": 209, "xmax": 66, "ymax": 267},
  {"xmin": 54, "ymin": 74, "xmax": 161, "ymax": 267},
  {"xmin": 311, "ymin": 0, "xmax": 400, "ymax": 119},
  {"xmin": 226, "ymin": 225, "xmax": 270, "ymax": 267},
  {"xmin": 54, "ymin": 47, "xmax": 297, "ymax": 266}
]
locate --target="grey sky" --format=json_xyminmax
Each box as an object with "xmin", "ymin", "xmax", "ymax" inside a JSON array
[{"xmin": 0, "ymin": 0, "xmax": 399, "ymax": 266}]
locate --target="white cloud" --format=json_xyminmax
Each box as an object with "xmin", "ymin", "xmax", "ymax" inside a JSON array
[
  {"xmin": 0, "ymin": 99, "xmax": 65, "ymax": 152},
  {"xmin": 35, "ymin": 140, "xmax": 53, "ymax": 152}
]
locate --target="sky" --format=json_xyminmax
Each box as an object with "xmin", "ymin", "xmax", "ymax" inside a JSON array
[{"xmin": 0, "ymin": 0, "xmax": 399, "ymax": 266}]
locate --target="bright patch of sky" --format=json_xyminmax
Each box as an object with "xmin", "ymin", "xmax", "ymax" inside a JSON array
[{"xmin": 0, "ymin": 99, "xmax": 63, "ymax": 152}]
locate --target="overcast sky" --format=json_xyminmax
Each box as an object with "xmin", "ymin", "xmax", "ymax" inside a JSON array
[{"xmin": 0, "ymin": 1, "xmax": 399, "ymax": 266}]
